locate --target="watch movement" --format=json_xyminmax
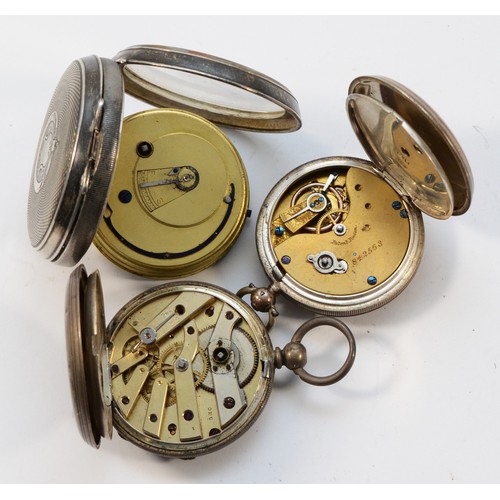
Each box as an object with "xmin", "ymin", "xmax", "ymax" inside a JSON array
[
  {"xmin": 256, "ymin": 76, "xmax": 473, "ymax": 315},
  {"xmin": 66, "ymin": 265, "xmax": 355, "ymax": 458},
  {"xmin": 28, "ymin": 45, "xmax": 301, "ymax": 278}
]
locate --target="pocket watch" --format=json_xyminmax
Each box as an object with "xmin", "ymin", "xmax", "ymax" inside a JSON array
[
  {"xmin": 256, "ymin": 76, "xmax": 473, "ymax": 316},
  {"xmin": 66, "ymin": 265, "xmax": 355, "ymax": 458},
  {"xmin": 27, "ymin": 45, "xmax": 301, "ymax": 278}
]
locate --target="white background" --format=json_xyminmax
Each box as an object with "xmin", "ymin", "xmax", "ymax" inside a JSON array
[{"xmin": 0, "ymin": 15, "xmax": 499, "ymax": 484}]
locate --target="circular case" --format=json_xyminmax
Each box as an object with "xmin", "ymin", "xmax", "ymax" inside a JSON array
[
  {"xmin": 27, "ymin": 55, "xmax": 123, "ymax": 266},
  {"xmin": 65, "ymin": 265, "xmax": 356, "ymax": 458},
  {"xmin": 66, "ymin": 265, "xmax": 274, "ymax": 458},
  {"xmin": 256, "ymin": 76, "xmax": 473, "ymax": 316},
  {"xmin": 65, "ymin": 265, "xmax": 112, "ymax": 447},
  {"xmin": 28, "ymin": 46, "xmax": 301, "ymax": 278}
]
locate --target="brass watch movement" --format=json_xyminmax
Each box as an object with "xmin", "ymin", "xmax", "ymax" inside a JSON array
[
  {"xmin": 66, "ymin": 265, "xmax": 355, "ymax": 458},
  {"xmin": 27, "ymin": 45, "xmax": 301, "ymax": 278},
  {"xmin": 93, "ymin": 108, "xmax": 249, "ymax": 277},
  {"xmin": 256, "ymin": 76, "xmax": 473, "ymax": 316}
]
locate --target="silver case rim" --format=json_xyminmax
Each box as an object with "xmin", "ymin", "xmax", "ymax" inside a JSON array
[
  {"xmin": 256, "ymin": 156, "xmax": 425, "ymax": 317},
  {"xmin": 36, "ymin": 56, "xmax": 123, "ymax": 266},
  {"xmin": 347, "ymin": 75, "xmax": 473, "ymax": 216},
  {"xmin": 107, "ymin": 281, "xmax": 275, "ymax": 458},
  {"xmin": 114, "ymin": 44, "xmax": 301, "ymax": 132}
]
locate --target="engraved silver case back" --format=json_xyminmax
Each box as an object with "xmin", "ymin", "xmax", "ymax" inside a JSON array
[
  {"xmin": 27, "ymin": 46, "xmax": 301, "ymax": 272},
  {"xmin": 27, "ymin": 55, "xmax": 123, "ymax": 265}
]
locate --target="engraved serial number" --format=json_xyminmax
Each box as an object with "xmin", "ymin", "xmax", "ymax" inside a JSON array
[{"xmin": 352, "ymin": 241, "xmax": 383, "ymax": 265}]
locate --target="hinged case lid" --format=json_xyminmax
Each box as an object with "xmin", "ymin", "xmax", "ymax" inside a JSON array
[
  {"xmin": 28, "ymin": 46, "xmax": 302, "ymax": 267},
  {"xmin": 114, "ymin": 45, "xmax": 301, "ymax": 132},
  {"xmin": 27, "ymin": 55, "xmax": 124, "ymax": 265},
  {"xmin": 346, "ymin": 76, "xmax": 473, "ymax": 219},
  {"xmin": 66, "ymin": 265, "xmax": 112, "ymax": 448}
]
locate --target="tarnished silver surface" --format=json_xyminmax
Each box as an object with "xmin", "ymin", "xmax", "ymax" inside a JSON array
[
  {"xmin": 65, "ymin": 266, "xmax": 112, "ymax": 448},
  {"xmin": 114, "ymin": 44, "xmax": 301, "ymax": 132},
  {"xmin": 347, "ymin": 76, "xmax": 473, "ymax": 217},
  {"xmin": 28, "ymin": 55, "xmax": 123, "ymax": 265},
  {"xmin": 279, "ymin": 317, "xmax": 356, "ymax": 387},
  {"xmin": 66, "ymin": 265, "xmax": 356, "ymax": 457},
  {"xmin": 66, "ymin": 265, "xmax": 92, "ymax": 445},
  {"xmin": 28, "ymin": 59, "xmax": 84, "ymax": 253},
  {"xmin": 84, "ymin": 270, "xmax": 112, "ymax": 442},
  {"xmin": 256, "ymin": 77, "xmax": 471, "ymax": 316},
  {"xmin": 107, "ymin": 280, "xmax": 274, "ymax": 459},
  {"xmin": 256, "ymin": 157, "xmax": 424, "ymax": 317},
  {"xmin": 65, "ymin": 266, "xmax": 96, "ymax": 447}
]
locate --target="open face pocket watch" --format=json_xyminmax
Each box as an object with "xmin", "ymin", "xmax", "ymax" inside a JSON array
[
  {"xmin": 256, "ymin": 76, "xmax": 473, "ymax": 316},
  {"xmin": 27, "ymin": 45, "xmax": 300, "ymax": 278},
  {"xmin": 66, "ymin": 265, "xmax": 355, "ymax": 458}
]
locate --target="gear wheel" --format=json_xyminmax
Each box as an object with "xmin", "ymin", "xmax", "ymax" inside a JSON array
[
  {"xmin": 122, "ymin": 337, "xmax": 209, "ymax": 407},
  {"xmin": 159, "ymin": 340, "xmax": 209, "ymax": 387},
  {"xmin": 197, "ymin": 325, "xmax": 259, "ymax": 393},
  {"xmin": 290, "ymin": 182, "xmax": 349, "ymax": 234}
]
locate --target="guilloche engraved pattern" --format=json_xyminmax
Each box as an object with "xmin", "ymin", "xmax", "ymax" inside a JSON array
[{"xmin": 28, "ymin": 60, "xmax": 82, "ymax": 248}]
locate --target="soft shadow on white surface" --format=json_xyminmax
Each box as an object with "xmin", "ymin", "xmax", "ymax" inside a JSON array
[{"xmin": 1, "ymin": 16, "xmax": 498, "ymax": 484}]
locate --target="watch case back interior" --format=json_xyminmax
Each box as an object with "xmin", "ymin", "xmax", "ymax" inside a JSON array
[{"xmin": 256, "ymin": 76, "xmax": 473, "ymax": 316}]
